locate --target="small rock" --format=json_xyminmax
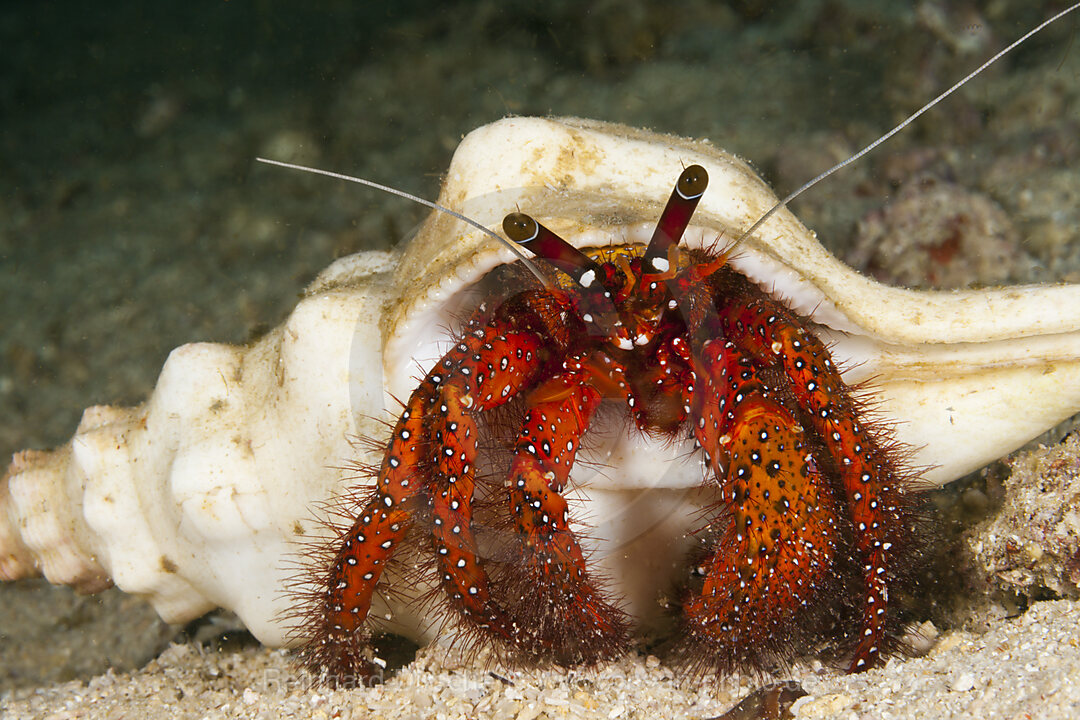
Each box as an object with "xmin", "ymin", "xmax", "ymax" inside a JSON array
[{"xmin": 950, "ymin": 672, "xmax": 975, "ymax": 692}]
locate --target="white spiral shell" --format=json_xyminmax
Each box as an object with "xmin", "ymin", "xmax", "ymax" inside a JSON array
[{"xmin": 3, "ymin": 117, "xmax": 1080, "ymax": 647}]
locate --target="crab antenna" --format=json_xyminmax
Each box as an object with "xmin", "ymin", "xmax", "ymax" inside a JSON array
[
  {"xmin": 254, "ymin": 157, "xmax": 552, "ymax": 286},
  {"xmin": 733, "ymin": 1, "xmax": 1080, "ymax": 249}
]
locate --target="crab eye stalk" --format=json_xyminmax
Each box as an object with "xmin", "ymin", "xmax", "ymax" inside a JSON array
[
  {"xmin": 643, "ymin": 164, "xmax": 708, "ymax": 272},
  {"xmin": 503, "ymin": 212, "xmax": 606, "ymax": 288},
  {"xmin": 503, "ymin": 212, "xmax": 634, "ymax": 348}
]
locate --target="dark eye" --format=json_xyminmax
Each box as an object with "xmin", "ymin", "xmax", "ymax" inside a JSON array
[
  {"xmin": 503, "ymin": 212, "xmax": 539, "ymax": 243},
  {"xmin": 677, "ymin": 165, "xmax": 708, "ymax": 200}
]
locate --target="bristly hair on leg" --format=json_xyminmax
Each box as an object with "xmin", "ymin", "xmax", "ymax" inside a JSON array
[{"xmin": 277, "ymin": 432, "xmax": 423, "ymax": 687}]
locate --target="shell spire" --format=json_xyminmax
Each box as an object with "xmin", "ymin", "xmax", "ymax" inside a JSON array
[{"xmin": 0, "ymin": 249, "xmax": 401, "ymax": 645}]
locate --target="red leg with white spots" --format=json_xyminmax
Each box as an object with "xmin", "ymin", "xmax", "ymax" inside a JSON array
[
  {"xmin": 497, "ymin": 353, "xmax": 631, "ymax": 662},
  {"xmin": 683, "ymin": 393, "xmax": 843, "ymax": 670},
  {"xmin": 299, "ymin": 389, "xmax": 429, "ymax": 679},
  {"xmin": 300, "ymin": 312, "xmax": 554, "ymax": 678},
  {"xmin": 674, "ymin": 327, "xmax": 844, "ymax": 669},
  {"xmin": 716, "ymin": 283, "xmax": 920, "ymax": 672},
  {"xmin": 416, "ymin": 326, "xmax": 557, "ymax": 637}
]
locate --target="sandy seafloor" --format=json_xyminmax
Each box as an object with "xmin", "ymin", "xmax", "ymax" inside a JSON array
[{"xmin": 2, "ymin": 1, "xmax": 1080, "ymax": 718}]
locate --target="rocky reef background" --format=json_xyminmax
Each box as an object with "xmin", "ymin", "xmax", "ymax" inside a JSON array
[{"xmin": 2, "ymin": 0, "xmax": 1079, "ymax": 716}]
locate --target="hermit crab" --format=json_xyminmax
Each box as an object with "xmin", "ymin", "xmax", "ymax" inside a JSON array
[
  {"xmin": 4, "ymin": 114, "xmax": 1080, "ymax": 685},
  {"xmin": 298, "ymin": 156, "xmax": 922, "ymax": 679},
  {"xmin": 286, "ymin": 105, "xmax": 1080, "ymax": 680}
]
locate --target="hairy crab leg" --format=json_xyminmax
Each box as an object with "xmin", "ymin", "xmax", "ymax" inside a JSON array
[
  {"xmin": 501, "ymin": 352, "xmax": 632, "ymax": 661},
  {"xmin": 715, "ymin": 283, "xmax": 919, "ymax": 672},
  {"xmin": 303, "ymin": 316, "xmax": 552, "ymax": 678},
  {"xmin": 420, "ymin": 325, "xmax": 556, "ymax": 631},
  {"xmin": 683, "ymin": 382, "xmax": 842, "ymax": 670},
  {"xmin": 672, "ymin": 327, "xmax": 848, "ymax": 670},
  {"xmin": 301, "ymin": 386, "xmax": 431, "ymax": 678}
]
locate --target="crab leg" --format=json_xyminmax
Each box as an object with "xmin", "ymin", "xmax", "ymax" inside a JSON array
[
  {"xmin": 420, "ymin": 326, "xmax": 556, "ymax": 629},
  {"xmin": 717, "ymin": 290, "xmax": 918, "ymax": 672},
  {"xmin": 304, "ymin": 386, "xmax": 431, "ymax": 678},
  {"xmin": 674, "ymin": 329, "xmax": 844, "ymax": 665},
  {"xmin": 309, "ymin": 321, "xmax": 548, "ymax": 676},
  {"xmin": 501, "ymin": 352, "xmax": 631, "ymax": 661},
  {"xmin": 682, "ymin": 383, "xmax": 842, "ymax": 669}
]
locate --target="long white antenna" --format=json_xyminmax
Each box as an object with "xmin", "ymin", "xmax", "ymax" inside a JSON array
[
  {"xmin": 735, "ymin": 1, "xmax": 1080, "ymax": 246},
  {"xmin": 255, "ymin": 157, "xmax": 552, "ymax": 286}
]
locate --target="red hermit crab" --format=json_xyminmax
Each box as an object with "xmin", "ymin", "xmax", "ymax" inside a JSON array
[
  {"xmin": 4, "ymin": 116, "xmax": 1080, "ymax": 693},
  {"xmin": 298, "ymin": 157, "xmax": 922, "ymax": 681}
]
